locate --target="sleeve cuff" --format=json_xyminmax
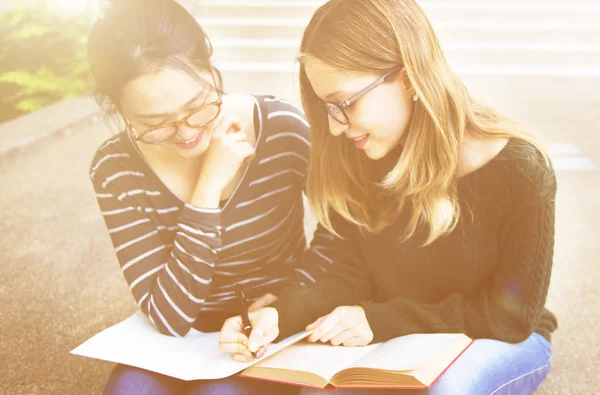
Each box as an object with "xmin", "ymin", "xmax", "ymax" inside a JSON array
[{"xmin": 180, "ymin": 204, "xmax": 222, "ymax": 231}]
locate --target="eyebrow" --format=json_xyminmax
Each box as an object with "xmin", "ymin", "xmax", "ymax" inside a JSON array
[
  {"xmin": 324, "ymin": 90, "xmax": 353, "ymax": 102},
  {"xmin": 134, "ymin": 89, "xmax": 209, "ymax": 119}
]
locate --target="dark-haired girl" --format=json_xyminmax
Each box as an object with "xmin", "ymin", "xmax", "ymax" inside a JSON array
[{"xmin": 87, "ymin": 1, "xmax": 324, "ymax": 393}]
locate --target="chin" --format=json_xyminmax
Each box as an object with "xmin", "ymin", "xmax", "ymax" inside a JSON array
[{"xmin": 364, "ymin": 147, "xmax": 387, "ymax": 161}]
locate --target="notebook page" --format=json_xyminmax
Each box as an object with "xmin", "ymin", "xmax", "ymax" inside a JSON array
[
  {"xmin": 71, "ymin": 311, "xmax": 310, "ymax": 381},
  {"xmin": 346, "ymin": 333, "xmax": 465, "ymax": 372},
  {"xmin": 251, "ymin": 342, "xmax": 380, "ymax": 382}
]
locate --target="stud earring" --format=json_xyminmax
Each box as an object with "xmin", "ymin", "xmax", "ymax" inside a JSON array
[{"xmin": 412, "ymin": 91, "xmax": 419, "ymax": 102}]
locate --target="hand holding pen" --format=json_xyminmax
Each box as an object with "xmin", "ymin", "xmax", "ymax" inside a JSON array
[
  {"xmin": 236, "ymin": 286, "xmax": 258, "ymax": 359},
  {"xmin": 218, "ymin": 287, "xmax": 280, "ymax": 362}
]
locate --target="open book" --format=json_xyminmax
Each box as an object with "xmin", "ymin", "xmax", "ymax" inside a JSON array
[
  {"xmin": 241, "ymin": 333, "xmax": 472, "ymax": 389},
  {"xmin": 72, "ymin": 311, "xmax": 471, "ymax": 387}
]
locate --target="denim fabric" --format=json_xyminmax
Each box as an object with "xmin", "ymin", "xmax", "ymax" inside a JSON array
[{"xmin": 103, "ymin": 365, "xmax": 300, "ymax": 395}]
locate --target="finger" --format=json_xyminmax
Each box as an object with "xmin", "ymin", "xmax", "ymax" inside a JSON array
[
  {"xmin": 233, "ymin": 353, "xmax": 254, "ymax": 363},
  {"xmin": 318, "ymin": 322, "xmax": 346, "ymax": 344},
  {"xmin": 248, "ymin": 294, "xmax": 277, "ymax": 312},
  {"xmin": 219, "ymin": 318, "xmax": 248, "ymax": 345},
  {"xmin": 248, "ymin": 325, "xmax": 278, "ymax": 352},
  {"xmin": 226, "ymin": 121, "xmax": 241, "ymax": 134},
  {"xmin": 264, "ymin": 294, "xmax": 278, "ymax": 304},
  {"xmin": 230, "ymin": 141, "xmax": 255, "ymax": 156},
  {"xmin": 225, "ymin": 131, "xmax": 249, "ymax": 143},
  {"xmin": 218, "ymin": 342, "xmax": 252, "ymax": 356},
  {"xmin": 330, "ymin": 329, "xmax": 357, "ymax": 346},
  {"xmin": 247, "ymin": 328, "xmax": 264, "ymax": 352},
  {"xmin": 212, "ymin": 116, "xmax": 240, "ymax": 138},
  {"xmin": 256, "ymin": 345, "xmax": 268, "ymax": 359},
  {"xmin": 305, "ymin": 316, "xmax": 327, "ymax": 332},
  {"xmin": 308, "ymin": 314, "xmax": 340, "ymax": 343},
  {"xmin": 342, "ymin": 336, "xmax": 367, "ymax": 347},
  {"xmin": 236, "ymin": 145, "xmax": 256, "ymax": 161},
  {"xmin": 218, "ymin": 332, "xmax": 249, "ymax": 347},
  {"xmin": 247, "ymin": 299, "xmax": 264, "ymax": 313},
  {"xmin": 263, "ymin": 326, "xmax": 279, "ymax": 345}
]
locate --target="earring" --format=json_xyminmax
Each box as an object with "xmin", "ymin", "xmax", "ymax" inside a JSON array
[{"xmin": 412, "ymin": 91, "xmax": 419, "ymax": 102}]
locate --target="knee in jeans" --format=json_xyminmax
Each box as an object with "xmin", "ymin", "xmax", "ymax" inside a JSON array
[{"xmin": 103, "ymin": 364, "xmax": 185, "ymax": 395}]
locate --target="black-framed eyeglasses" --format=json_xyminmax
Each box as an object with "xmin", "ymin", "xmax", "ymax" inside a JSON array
[
  {"xmin": 125, "ymin": 68, "xmax": 222, "ymax": 144},
  {"xmin": 321, "ymin": 66, "xmax": 403, "ymax": 126}
]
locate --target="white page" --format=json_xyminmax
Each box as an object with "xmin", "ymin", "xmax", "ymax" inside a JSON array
[
  {"xmin": 71, "ymin": 311, "xmax": 310, "ymax": 381},
  {"xmin": 251, "ymin": 342, "xmax": 381, "ymax": 382},
  {"xmin": 346, "ymin": 333, "xmax": 464, "ymax": 372}
]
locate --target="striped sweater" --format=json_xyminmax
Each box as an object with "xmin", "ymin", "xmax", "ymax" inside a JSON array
[{"xmin": 90, "ymin": 95, "xmax": 329, "ymax": 336}]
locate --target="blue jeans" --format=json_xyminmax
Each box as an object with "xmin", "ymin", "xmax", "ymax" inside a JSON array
[
  {"xmin": 103, "ymin": 365, "xmax": 300, "ymax": 395},
  {"xmin": 104, "ymin": 333, "xmax": 551, "ymax": 395},
  {"xmin": 300, "ymin": 332, "xmax": 552, "ymax": 395}
]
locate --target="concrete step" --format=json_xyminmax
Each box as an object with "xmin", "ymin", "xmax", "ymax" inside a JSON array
[
  {"xmin": 200, "ymin": 18, "xmax": 600, "ymax": 43},
  {"xmin": 216, "ymin": 66, "xmax": 600, "ymax": 103},
  {"xmin": 195, "ymin": 1, "xmax": 600, "ymax": 25},
  {"xmin": 212, "ymin": 39, "xmax": 600, "ymax": 67},
  {"xmin": 195, "ymin": 0, "xmax": 319, "ymax": 19}
]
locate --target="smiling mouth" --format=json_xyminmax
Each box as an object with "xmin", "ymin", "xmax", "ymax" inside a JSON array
[
  {"xmin": 176, "ymin": 132, "xmax": 202, "ymax": 148},
  {"xmin": 182, "ymin": 134, "xmax": 200, "ymax": 144}
]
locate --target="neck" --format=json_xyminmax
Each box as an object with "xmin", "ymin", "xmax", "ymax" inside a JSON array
[{"xmin": 458, "ymin": 129, "xmax": 508, "ymax": 177}]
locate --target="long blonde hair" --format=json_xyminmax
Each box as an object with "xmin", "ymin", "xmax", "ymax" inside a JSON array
[{"xmin": 300, "ymin": 0, "xmax": 549, "ymax": 245}]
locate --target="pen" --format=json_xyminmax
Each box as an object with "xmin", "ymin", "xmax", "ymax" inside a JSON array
[{"xmin": 235, "ymin": 285, "xmax": 258, "ymax": 359}]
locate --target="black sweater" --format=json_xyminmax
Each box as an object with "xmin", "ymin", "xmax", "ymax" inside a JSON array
[{"xmin": 273, "ymin": 138, "xmax": 558, "ymax": 344}]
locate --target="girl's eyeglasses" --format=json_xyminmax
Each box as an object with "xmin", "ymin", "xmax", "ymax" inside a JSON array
[
  {"xmin": 321, "ymin": 66, "xmax": 403, "ymax": 126},
  {"xmin": 125, "ymin": 68, "xmax": 222, "ymax": 144}
]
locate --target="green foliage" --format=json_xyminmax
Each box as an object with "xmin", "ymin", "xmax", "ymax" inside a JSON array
[{"xmin": 0, "ymin": 4, "xmax": 93, "ymax": 123}]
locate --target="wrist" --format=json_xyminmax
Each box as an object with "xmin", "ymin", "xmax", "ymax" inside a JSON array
[{"xmin": 190, "ymin": 183, "xmax": 223, "ymax": 209}]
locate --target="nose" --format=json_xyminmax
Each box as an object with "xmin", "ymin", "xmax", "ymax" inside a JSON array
[
  {"xmin": 328, "ymin": 117, "xmax": 348, "ymax": 137},
  {"xmin": 176, "ymin": 123, "xmax": 200, "ymax": 140}
]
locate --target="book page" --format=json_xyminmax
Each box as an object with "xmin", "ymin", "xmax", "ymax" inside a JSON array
[
  {"xmin": 71, "ymin": 311, "xmax": 310, "ymax": 381},
  {"xmin": 346, "ymin": 333, "xmax": 467, "ymax": 372},
  {"xmin": 250, "ymin": 342, "xmax": 381, "ymax": 382}
]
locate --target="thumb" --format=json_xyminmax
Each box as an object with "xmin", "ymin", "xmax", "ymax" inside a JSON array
[
  {"xmin": 248, "ymin": 325, "xmax": 279, "ymax": 352},
  {"xmin": 248, "ymin": 328, "xmax": 267, "ymax": 352},
  {"xmin": 247, "ymin": 313, "xmax": 278, "ymax": 352}
]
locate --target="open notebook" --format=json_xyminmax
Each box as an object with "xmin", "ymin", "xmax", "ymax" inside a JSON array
[
  {"xmin": 72, "ymin": 311, "xmax": 472, "ymax": 388},
  {"xmin": 71, "ymin": 311, "xmax": 311, "ymax": 381}
]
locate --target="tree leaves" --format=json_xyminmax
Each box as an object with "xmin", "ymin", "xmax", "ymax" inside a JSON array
[{"xmin": 0, "ymin": 4, "xmax": 92, "ymax": 122}]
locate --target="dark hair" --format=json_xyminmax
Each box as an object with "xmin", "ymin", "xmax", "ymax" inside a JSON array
[{"xmin": 87, "ymin": 0, "xmax": 223, "ymax": 119}]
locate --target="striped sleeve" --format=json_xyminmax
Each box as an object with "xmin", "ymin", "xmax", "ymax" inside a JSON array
[
  {"xmin": 263, "ymin": 96, "xmax": 332, "ymax": 286},
  {"xmin": 90, "ymin": 155, "xmax": 221, "ymax": 337}
]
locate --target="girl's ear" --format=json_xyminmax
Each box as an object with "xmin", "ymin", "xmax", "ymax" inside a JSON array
[{"xmin": 400, "ymin": 67, "xmax": 412, "ymax": 92}]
